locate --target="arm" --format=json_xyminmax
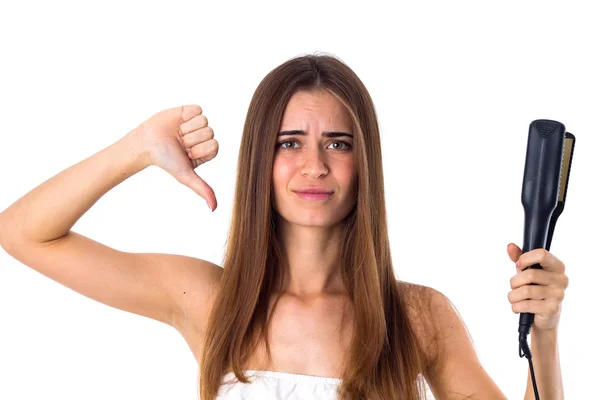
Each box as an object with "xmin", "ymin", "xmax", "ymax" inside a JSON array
[
  {"xmin": 0, "ymin": 129, "xmax": 149, "ymax": 245},
  {"xmin": 420, "ymin": 287, "xmax": 508, "ymax": 400},
  {"xmin": 523, "ymin": 327, "xmax": 562, "ymax": 400},
  {"xmin": 0, "ymin": 114, "xmax": 221, "ymax": 332},
  {"xmin": 507, "ymin": 245, "xmax": 568, "ymax": 400},
  {"xmin": 418, "ymin": 287, "xmax": 564, "ymax": 400}
]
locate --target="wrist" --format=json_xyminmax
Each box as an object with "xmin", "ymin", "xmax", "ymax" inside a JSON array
[
  {"xmin": 532, "ymin": 324, "xmax": 559, "ymax": 336},
  {"xmin": 531, "ymin": 325, "xmax": 559, "ymax": 350},
  {"xmin": 120, "ymin": 128, "xmax": 152, "ymax": 171}
]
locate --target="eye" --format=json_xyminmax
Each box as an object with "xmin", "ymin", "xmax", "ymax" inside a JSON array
[
  {"xmin": 276, "ymin": 140, "xmax": 352, "ymax": 151},
  {"xmin": 277, "ymin": 140, "xmax": 299, "ymax": 150},
  {"xmin": 329, "ymin": 141, "xmax": 352, "ymax": 151}
]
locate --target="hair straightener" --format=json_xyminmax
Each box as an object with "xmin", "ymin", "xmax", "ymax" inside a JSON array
[{"xmin": 519, "ymin": 119, "xmax": 575, "ymax": 400}]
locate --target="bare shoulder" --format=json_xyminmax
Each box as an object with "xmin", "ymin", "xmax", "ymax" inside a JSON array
[
  {"xmin": 399, "ymin": 281, "xmax": 460, "ymax": 329},
  {"xmin": 398, "ymin": 281, "xmax": 506, "ymax": 399},
  {"xmin": 397, "ymin": 281, "xmax": 470, "ymax": 370},
  {"xmin": 397, "ymin": 282, "xmax": 446, "ymax": 363}
]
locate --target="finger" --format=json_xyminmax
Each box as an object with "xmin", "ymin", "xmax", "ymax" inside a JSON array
[
  {"xmin": 173, "ymin": 168, "xmax": 217, "ymax": 211},
  {"xmin": 188, "ymin": 138, "xmax": 219, "ymax": 164},
  {"xmin": 180, "ymin": 114, "xmax": 209, "ymax": 135},
  {"xmin": 517, "ymin": 248, "xmax": 565, "ymax": 273},
  {"xmin": 507, "ymin": 243, "xmax": 522, "ymax": 263},
  {"xmin": 510, "ymin": 268, "xmax": 567, "ymax": 289},
  {"xmin": 511, "ymin": 299, "xmax": 561, "ymax": 317},
  {"xmin": 507, "ymin": 284, "xmax": 562, "ymax": 303},
  {"xmin": 181, "ymin": 126, "xmax": 214, "ymax": 149},
  {"xmin": 180, "ymin": 104, "xmax": 203, "ymax": 123}
]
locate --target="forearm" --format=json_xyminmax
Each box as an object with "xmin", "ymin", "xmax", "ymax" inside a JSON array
[
  {"xmin": 0, "ymin": 129, "xmax": 149, "ymax": 246},
  {"xmin": 524, "ymin": 326, "xmax": 563, "ymax": 400}
]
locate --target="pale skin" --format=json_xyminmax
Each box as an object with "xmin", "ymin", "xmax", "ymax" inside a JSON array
[
  {"xmin": 262, "ymin": 90, "xmax": 568, "ymax": 399},
  {"xmin": 272, "ymin": 90, "xmax": 357, "ymax": 297},
  {"xmin": 0, "ymin": 95, "xmax": 568, "ymax": 399}
]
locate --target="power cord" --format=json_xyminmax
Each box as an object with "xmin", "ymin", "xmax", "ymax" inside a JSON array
[{"xmin": 519, "ymin": 328, "xmax": 540, "ymax": 400}]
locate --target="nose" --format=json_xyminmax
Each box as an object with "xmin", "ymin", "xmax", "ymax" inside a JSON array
[{"xmin": 300, "ymin": 147, "xmax": 328, "ymax": 178}]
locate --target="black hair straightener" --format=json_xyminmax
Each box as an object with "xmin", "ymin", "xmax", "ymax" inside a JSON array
[{"xmin": 519, "ymin": 119, "xmax": 575, "ymax": 400}]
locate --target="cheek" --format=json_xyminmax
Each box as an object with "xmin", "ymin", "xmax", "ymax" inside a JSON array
[
  {"xmin": 272, "ymin": 158, "xmax": 294, "ymax": 189},
  {"xmin": 336, "ymin": 159, "xmax": 356, "ymax": 187}
]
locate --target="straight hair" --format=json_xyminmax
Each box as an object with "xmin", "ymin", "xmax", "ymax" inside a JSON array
[{"xmin": 199, "ymin": 52, "xmax": 438, "ymax": 400}]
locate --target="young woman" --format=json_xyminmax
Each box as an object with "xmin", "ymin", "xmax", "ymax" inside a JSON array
[{"xmin": 0, "ymin": 54, "xmax": 568, "ymax": 399}]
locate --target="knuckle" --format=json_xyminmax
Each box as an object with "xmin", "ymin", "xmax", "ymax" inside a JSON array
[
  {"xmin": 182, "ymin": 133, "xmax": 193, "ymax": 147},
  {"xmin": 529, "ymin": 269, "xmax": 541, "ymax": 284},
  {"xmin": 542, "ymin": 248, "xmax": 550, "ymax": 260},
  {"xmin": 208, "ymin": 139, "xmax": 219, "ymax": 156},
  {"xmin": 523, "ymin": 270, "xmax": 533, "ymax": 284},
  {"xmin": 511, "ymin": 278, "xmax": 521, "ymax": 290},
  {"xmin": 529, "ymin": 250, "xmax": 540, "ymax": 264},
  {"xmin": 205, "ymin": 126, "xmax": 214, "ymax": 139},
  {"xmin": 186, "ymin": 104, "xmax": 202, "ymax": 116},
  {"xmin": 512, "ymin": 303, "xmax": 518, "ymax": 313},
  {"xmin": 199, "ymin": 114, "xmax": 208, "ymax": 126}
]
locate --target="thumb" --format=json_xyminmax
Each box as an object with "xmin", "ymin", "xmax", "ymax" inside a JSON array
[
  {"xmin": 174, "ymin": 168, "xmax": 217, "ymax": 211},
  {"xmin": 507, "ymin": 242, "xmax": 522, "ymax": 263}
]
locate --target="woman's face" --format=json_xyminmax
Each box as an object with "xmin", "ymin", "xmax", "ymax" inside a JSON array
[{"xmin": 272, "ymin": 89, "xmax": 357, "ymax": 228}]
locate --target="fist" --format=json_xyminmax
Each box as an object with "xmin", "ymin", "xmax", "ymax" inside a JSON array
[{"xmin": 507, "ymin": 243, "xmax": 569, "ymax": 331}]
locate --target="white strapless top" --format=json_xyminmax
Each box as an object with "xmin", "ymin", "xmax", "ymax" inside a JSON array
[{"xmin": 216, "ymin": 369, "xmax": 342, "ymax": 399}]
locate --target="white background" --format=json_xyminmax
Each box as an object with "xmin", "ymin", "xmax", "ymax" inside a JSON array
[{"xmin": 1, "ymin": 1, "xmax": 598, "ymax": 399}]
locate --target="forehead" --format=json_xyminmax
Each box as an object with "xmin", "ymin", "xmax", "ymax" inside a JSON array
[{"xmin": 281, "ymin": 90, "xmax": 352, "ymax": 128}]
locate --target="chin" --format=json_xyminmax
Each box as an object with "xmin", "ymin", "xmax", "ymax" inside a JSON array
[{"xmin": 278, "ymin": 209, "xmax": 350, "ymax": 228}]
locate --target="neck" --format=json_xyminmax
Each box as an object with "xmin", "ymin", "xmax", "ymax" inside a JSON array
[{"xmin": 277, "ymin": 219, "xmax": 347, "ymax": 297}]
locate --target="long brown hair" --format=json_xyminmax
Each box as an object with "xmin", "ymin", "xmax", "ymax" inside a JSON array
[{"xmin": 199, "ymin": 52, "xmax": 436, "ymax": 399}]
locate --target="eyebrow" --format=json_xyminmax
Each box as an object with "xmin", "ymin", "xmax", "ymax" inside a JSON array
[{"xmin": 277, "ymin": 130, "xmax": 353, "ymax": 139}]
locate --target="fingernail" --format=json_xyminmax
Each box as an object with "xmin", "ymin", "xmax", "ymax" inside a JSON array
[
  {"xmin": 516, "ymin": 261, "xmax": 521, "ymax": 269},
  {"xmin": 206, "ymin": 201, "xmax": 212, "ymax": 212}
]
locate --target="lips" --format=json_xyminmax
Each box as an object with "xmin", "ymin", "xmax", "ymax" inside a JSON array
[
  {"xmin": 295, "ymin": 191, "xmax": 332, "ymax": 201},
  {"xmin": 294, "ymin": 187, "xmax": 334, "ymax": 194}
]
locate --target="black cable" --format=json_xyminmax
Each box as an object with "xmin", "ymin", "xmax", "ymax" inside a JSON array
[{"xmin": 519, "ymin": 331, "xmax": 540, "ymax": 400}]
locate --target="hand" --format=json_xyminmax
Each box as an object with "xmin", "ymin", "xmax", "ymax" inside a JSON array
[
  {"xmin": 133, "ymin": 105, "xmax": 218, "ymax": 211},
  {"xmin": 506, "ymin": 243, "xmax": 569, "ymax": 331}
]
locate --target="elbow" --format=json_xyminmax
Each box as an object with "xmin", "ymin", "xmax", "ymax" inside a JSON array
[{"xmin": 0, "ymin": 212, "xmax": 26, "ymax": 254}]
